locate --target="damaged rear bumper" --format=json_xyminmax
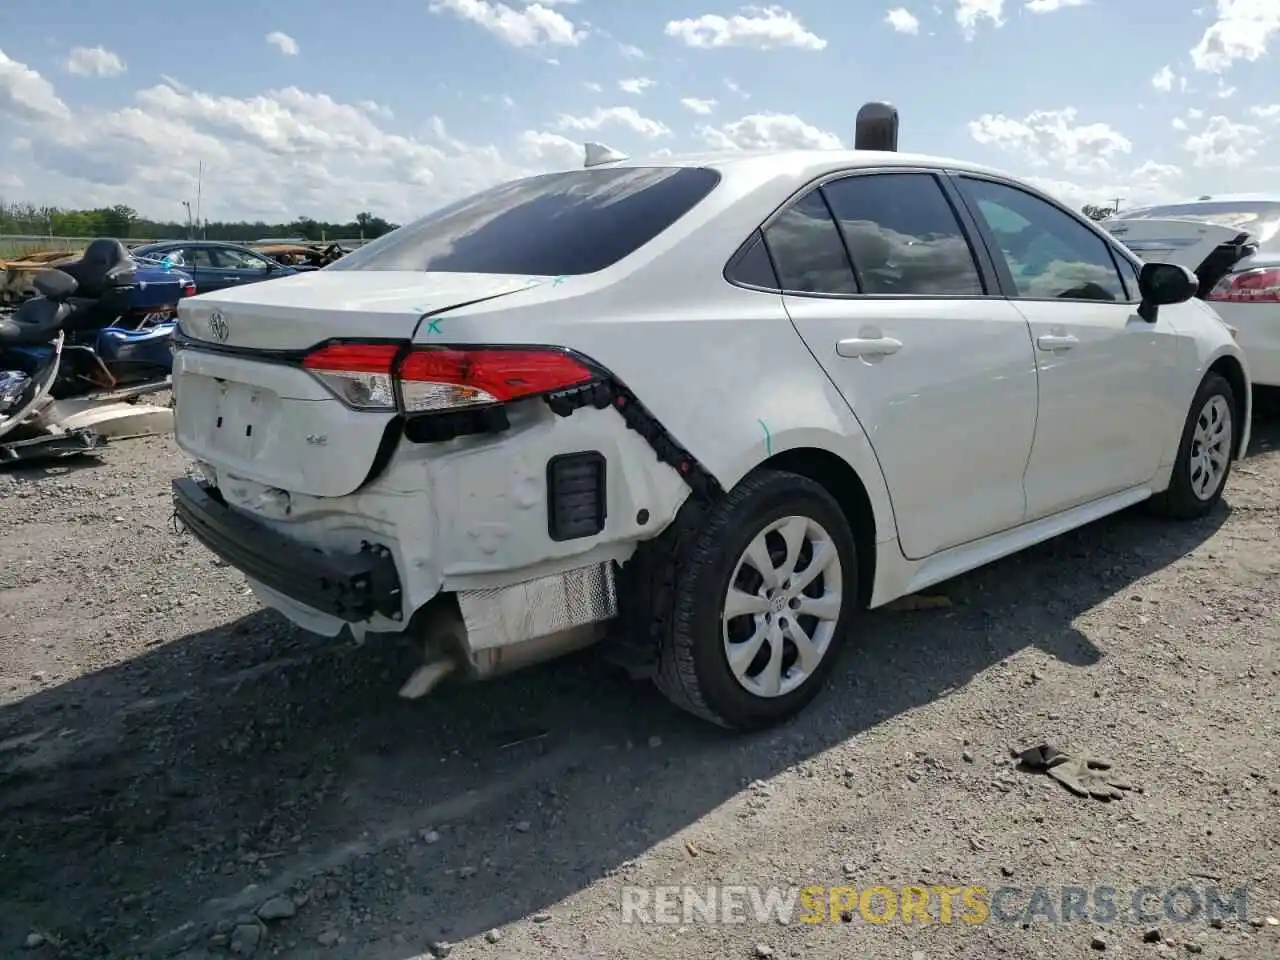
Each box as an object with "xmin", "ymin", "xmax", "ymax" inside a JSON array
[{"xmin": 172, "ymin": 477, "xmax": 403, "ymax": 621}]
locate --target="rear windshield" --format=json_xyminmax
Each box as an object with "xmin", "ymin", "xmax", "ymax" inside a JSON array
[
  {"xmin": 1118, "ymin": 201, "xmax": 1280, "ymax": 251},
  {"xmin": 329, "ymin": 166, "xmax": 721, "ymax": 276}
]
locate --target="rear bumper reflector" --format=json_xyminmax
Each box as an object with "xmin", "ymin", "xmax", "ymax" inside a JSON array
[
  {"xmin": 546, "ymin": 451, "xmax": 607, "ymax": 541},
  {"xmin": 172, "ymin": 477, "xmax": 403, "ymax": 622}
]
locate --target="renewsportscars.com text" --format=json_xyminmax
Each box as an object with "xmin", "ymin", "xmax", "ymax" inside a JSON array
[{"xmin": 619, "ymin": 884, "xmax": 1250, "ymax": 926}]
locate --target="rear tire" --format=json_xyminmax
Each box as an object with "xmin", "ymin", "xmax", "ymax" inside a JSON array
[
  {"xmin": 646, "ymin": 469, "xmax": 859, "ymax": 731},
  {"xmin": 1148, "ymin": 372, "xmax": 1237, "ymax": 520}
]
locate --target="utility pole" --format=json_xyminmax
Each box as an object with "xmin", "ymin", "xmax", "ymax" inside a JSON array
[
  {"xmin": 1109, "ymin": 197, "xmax": 1124, "ymax": 214},
  {"xmin": 195, "ymin": 161, "xmax": 204, "ymax": 239},
  {"xmin": 181, "ymin": 201, "xmax": 193, "ymax": 238}
]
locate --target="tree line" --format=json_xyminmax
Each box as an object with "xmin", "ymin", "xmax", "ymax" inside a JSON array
[{"xmin": 0, "ymin": 200, "xmax": 399, "ymax": 243}]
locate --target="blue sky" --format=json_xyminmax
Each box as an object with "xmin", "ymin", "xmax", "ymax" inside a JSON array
[{"xmin": 1, "ymin": 0, "xmax": 1277, "ymax": 224}]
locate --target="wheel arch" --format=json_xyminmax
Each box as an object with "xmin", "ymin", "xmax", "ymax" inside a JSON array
[
  {"xmin": 753, "ymin": 446, "xmax": 879, "ymax": 609},
  {"xmin": 1206, "ymin": 353, "xmax": 1250, "ymax": 458}
]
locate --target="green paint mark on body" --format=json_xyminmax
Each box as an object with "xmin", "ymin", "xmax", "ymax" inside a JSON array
[
  {"xmin": 424, "ymin": 317, "xmax": 444, "ymax": 334},
  {"xmin": 758, "ymin": 418, "xmax": 772, "ymax": 456}
]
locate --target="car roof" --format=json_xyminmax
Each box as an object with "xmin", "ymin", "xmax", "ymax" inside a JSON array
[
  {"xmin": 1125, "ymin": 194, "xmax": 1280, "ymax": 211},
  {"xmin": 591, "ymin": 147, "xmax": 1023, "ymax": 183},
  {"xmin": 137, "ymin": 239, "xmax": 258, "ymax": 250}
]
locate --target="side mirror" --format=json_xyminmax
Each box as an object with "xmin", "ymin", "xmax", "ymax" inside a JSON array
[{"xmin": 1137, "ymin": 261, "xmax": 1197, "ymax": 322}]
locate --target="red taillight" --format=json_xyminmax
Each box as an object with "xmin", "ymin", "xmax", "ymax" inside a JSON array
[
  {"xmin": 1207, "ymin": 267, "xmax": 1280, "ymax": 303},
  {"xmin": 300, "ymin": 342, "xmax": 596, "ymax": 413},
  {"xmin": 302, "ymin": 342, "xmax": 400, "ymax": 410},
  {"xmin": 398, "ymin": 347, "xmax": 594, "ymax": 412},
  {"xmin": 182, "ymin": 282, "xmax": 196, "ymax": 297}
]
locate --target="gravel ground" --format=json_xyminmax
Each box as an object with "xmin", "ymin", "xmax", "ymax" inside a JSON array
[{"xmin": 0, "ymin": 408, "xmax": 1277, "ymax": 960}]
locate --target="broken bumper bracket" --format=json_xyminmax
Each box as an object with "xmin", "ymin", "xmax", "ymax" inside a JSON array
[{"xmin": 171, "ymin": 477, "xmax": 403, "ymax": 622}]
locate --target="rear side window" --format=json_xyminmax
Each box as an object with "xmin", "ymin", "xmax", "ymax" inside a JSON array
[
  {"xmin": 763, "ymin": 192, "xmax": 859, "ymax": 294},
  {"xmin": 727, "ymin": 231, "xmax": 780, "ymax": 288},
  {"xmin": 821, "ymin": 173, "xmax": 985, "ymax": 296},
  {"xmin": 328, "ymin": 166, "xmax": 721, "ymax": 276}
]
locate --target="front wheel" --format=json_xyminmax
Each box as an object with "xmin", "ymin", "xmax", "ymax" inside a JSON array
[
  {"xmin": 1148, "ymin": 372, "xmax": 1237, "ymax": 519},
  {"xmin": 650, "ymin": 469, "xmax": 859, "ymax": 731}
]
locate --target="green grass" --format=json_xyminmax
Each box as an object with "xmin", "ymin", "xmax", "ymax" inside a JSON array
[{"xmin": 0, "ymin": 239, "xmax": 86, "ymax": 261}]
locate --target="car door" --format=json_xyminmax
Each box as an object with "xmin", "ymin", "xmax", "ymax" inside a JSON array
[
  {"xmin": 767, "ymin": 170, "xmax": 1039, "ymax": 560},
  {"xmin": 952, "ymin": 175, "xmax": 1178, "ymax": 519},
  {"xmin": 207, "ymin": 247, "xmax": 275, "ymax": 290}
]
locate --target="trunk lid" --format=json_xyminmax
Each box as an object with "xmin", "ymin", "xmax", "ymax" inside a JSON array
[
  {"xmin": 172, "ymin": 271, "xmax": 545, "ymax": 498},
  {"xmin": 1102, "ymin": 216, "xmax": 1258, "ymax": 296},
  {"xmin": 176, "ymin": 270, "xmax": 541, "ymax": 351}
]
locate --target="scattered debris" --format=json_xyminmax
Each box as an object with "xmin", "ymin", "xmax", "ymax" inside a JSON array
[
  {"xmin": 428, "ymin": 940, "xmax": 453, "ymax": 958},
  {"xmin": 256, "ymin": 895, "xmax": 296, "ymax": 921},
  {"xmin": 1143, "ymin": 927, "xmax": 1163, "ymax": 943},
  {"xmin": 753, "ymin": 943, "xmax": 774, "ymax": 958},
  {"xmin": 229, "ymin": 922, "xmax": 262, "ymax": 956},
  {"xmin": 484, "ymin": 929, "xmax": 502, "ymax": 944},
  {"xmin": 23, "ymin": 932, "xmax": 46, "ymax": 950},
  {"xmin": 531, "ymin": 913, "xmax": 552, "ymax": 923},
  {"xmin": 1090, "ymin": 934, "xmax": 1106, "ymax": 951},
  {"xmin": 1014, "ymin": 744, "xmax": 1134, "ymax": 801},
  {"xmin": 685, "ymin": 840, "xmax": 700, "ymax": 857}
]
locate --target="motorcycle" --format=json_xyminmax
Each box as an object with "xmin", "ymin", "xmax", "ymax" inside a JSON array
[{"xmin": 0, "ymin": 239, "xmax": 180, "ymax": 463}]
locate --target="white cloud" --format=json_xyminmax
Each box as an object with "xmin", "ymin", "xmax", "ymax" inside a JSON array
[
  {"xmin": 619, "ymin": 77, "xmax": 656, "ymax": 94},
  {"xmin": 64, "ymin": 45, "xmax": 126, "ymax": 78},
  {"xmin": 556, "ymin": 106, "xmax": 672, "ymax": 138},
  {"xmin": 428, "ymin": 0, "xmax": 584, "ymax": 47},
  {"xmin": 885, "ymin": 8, "xmax": 921, "ymax": 33},
  {"xmin": 2, "ymin": 57, "xmax": 580, "ymax": 222},
  {"xmin": 359, "ymin": 99, "xmax": 394, "ymax": 119},
  {"xmin": 517, "ymin": 129, "xmax": 582, "ymax": 168},
  {"xmin": 955, "ymin": 0, "xmax": 1004, "ymax": 39},
  {"xmin": 699, "ymin": 112, "xmax": 841, "ymax": 150},
  {"xmin": 584, "ymin": 81, "xmax": 603, "ymax": 92},
  {"xmin": 619, "ymin": 43, "xmax": 646, "ymax": 59},
  {"xmin": 968, "ymin": 106, "xmax": 1132, "ymax": 175},
  {"xmin": 1172, "ymin": 117, "xmax": 1188, "ymax": 130},
  {"xmin": 1182, "ymin": 115, "xmax": 1259, "ymax": 166},
  {"xmin": 1249, "ymin": 103, "xmax": 1280, "ymax": 121},
  {"xmin": 266, "ymin": 31, "xmax": 300, "ymax": 56},
  {"xmin": 1188, "ymin": 107, "xmax": 1205, "ymax": 118},
  {"xmin": 1024, "ymin": 160, "xmax": 1183, "ymax": 210},
  {"xmin": 665, "ymin": 6, "xmax": 827, "ymax": 50},
  {"xmin": 725, "ymin": 78, "xmax": 750, "ymax": 98},
  {"xmin": 1, "ymin": 49, "xmax": 71, "ymax": 121},
  {"xmin": 1190, "ymin": 0, "xmax": 1280, "ymax": 73},
  {"xmin": 1151, "ymin": 65, "xmax": 1175, "ymax": 92},
  {"xmin": 1024, "ymin": 0, "xmax": 1088, "ymax": 11},
  {"xmin": 681, "ymin": 96, "xmax": 718, "ymax": 114}
]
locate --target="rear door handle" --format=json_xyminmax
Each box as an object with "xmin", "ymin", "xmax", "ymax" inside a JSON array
[
  {"xmin": 836, "ymin": 336, "xmax": 903, "ymax": 358},
  {"xmin": 1036, "ymin": 334, "xmax": 1078, "ymax": 351}
]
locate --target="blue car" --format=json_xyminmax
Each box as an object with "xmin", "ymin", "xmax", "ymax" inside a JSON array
[
  {"xmin": 127, "ymin": 256, "xmax": 196, "ymax": 322},
  {"xmin": 131, "ymin": 240, "xmax": 298, "ymax": 296}
]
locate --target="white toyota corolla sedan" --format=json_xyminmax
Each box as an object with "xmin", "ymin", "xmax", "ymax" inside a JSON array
[{"xmin": 170, "ymin": 115, "xmax": 1250, "ymax": 731}]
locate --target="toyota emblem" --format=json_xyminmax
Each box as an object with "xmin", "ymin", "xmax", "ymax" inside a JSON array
[{"xmin": 208, "ymin": 310, "xmax": 229, "ymax": 342}]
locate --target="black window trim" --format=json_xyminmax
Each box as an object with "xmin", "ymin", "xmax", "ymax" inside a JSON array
[
  {"xmin": 947, "ymin": 171, "xmax": 1142, "ymax": 306},
  {"xmin": 722, "ymin": 165, "xmax": 1001, "ymax": 302}
]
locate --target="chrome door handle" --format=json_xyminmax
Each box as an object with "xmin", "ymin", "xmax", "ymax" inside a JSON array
[
  {"xmin": 1036, "ymin": 334, "xmax": 1078, "ymax": 351},
  {"xmin": 836, "ymin": 337, "xmax": 903, "ymax": 358}
]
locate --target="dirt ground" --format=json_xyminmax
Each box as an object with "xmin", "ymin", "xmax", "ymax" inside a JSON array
[{"xmin": 0, "ymin": 407, "xmax": 1277, "ymax": 960}]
